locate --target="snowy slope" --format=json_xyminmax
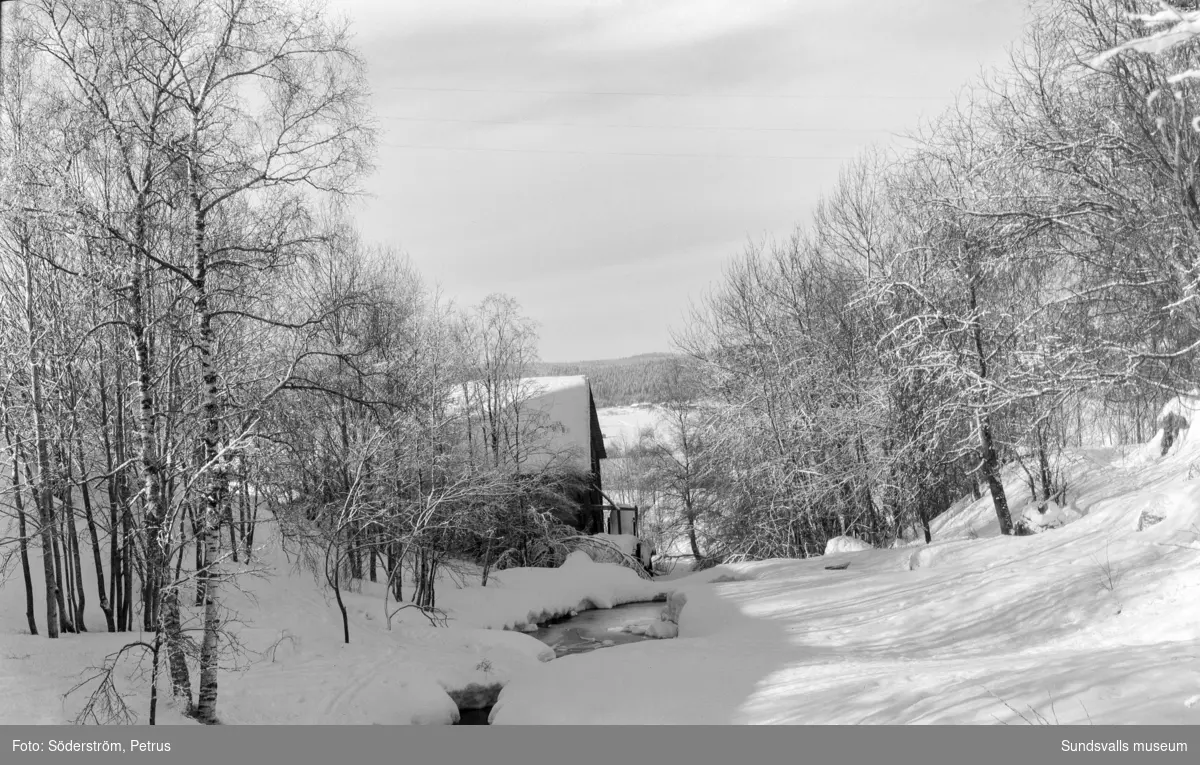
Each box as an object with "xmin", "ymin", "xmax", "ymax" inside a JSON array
[
  {"xmin": 0, "ymin": 520, "xmax": 666, "ymax": 725},
  {"xmin": 596, "ymin": 404, "xmax": 669, "ymax": 453},
  {"xmin": 0, "ymin": 523, "xmax": 570, "ymax": 725},
  {"xmin": 490, "ymin": 408, "xmax": 1200, "ymax": 724},
  {"xmin": 3, "ymin": 400, "xmax": 1200, "ymax": 726}
]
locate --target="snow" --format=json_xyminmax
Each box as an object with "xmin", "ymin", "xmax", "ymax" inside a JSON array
[
  {"xmin": 4, "ymin": 419, "xmax": 1200, "ymax": 726},
  {"xmin": 1150, "ymin": 391, "xmax": 1200, "ymax": 455},
  {"xmin": 0, "ymin": 524, "xmax": 661, "ymax": 725},
  {"xmin": 596, "ymin": 404, "xmax": 669, "ymax": 453},
  {"xmin": 489, "ymin": 434, "xmax": 1200, "ymax": 724},
  {"xmin": 1094, "ymin": 9, "xmax": 1200, "ymax": 67},
  {"xmin": 584, "ymin": 533, "xmax": 654, "ymax": 568},
  {"xmin": 450, "ymin": 375, "xmax": 598, "ymax": 472},
  {"xmin": 444, "ymin": 551, "xmax": 666, "ymax": 632},
  {"xmin": 1016, "ymin": 499, "xmax": 1084, "ymax": 534},
  {"xmin": 592, "ymin": 533, "xmax": 640, "ymax": 556},
  {"xmin": 824, "ymin": 536, "xmax": 873, "ymax": 555},
  {"xmin": 0, "ymin": 524, "xmax": 571, "ymax": 725}
]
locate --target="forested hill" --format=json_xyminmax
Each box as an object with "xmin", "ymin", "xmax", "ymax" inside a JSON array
[{"xmin": 536, "ymin": 352, "xmax": 683, "ymax": 407}]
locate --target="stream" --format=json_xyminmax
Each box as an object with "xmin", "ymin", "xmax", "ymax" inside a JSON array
[
  {"xmin": 533, "ymin": 600, "xmax": 666, "ymax": 657},
  {"xmin": 454, "ymin": 601, "xmax": 665, "ymax": 724}
]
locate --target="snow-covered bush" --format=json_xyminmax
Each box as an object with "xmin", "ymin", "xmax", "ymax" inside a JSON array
[{"xmin": 824, "ymin": 536, "xmax": 872, "ymax": 555}]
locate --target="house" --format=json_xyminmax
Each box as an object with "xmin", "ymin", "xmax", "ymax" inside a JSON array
[
  {"xmin": 452, "ymin": 375, "xmax": 651, "ymax": 570},
  {"xmin": 454, "ymin": 375, "xmax": 610, "ymax": 533},
  {"xmin": 520, "ymin": 376, "xmax": 615, "ymax": 534},
  {"xmin": 509, "ymin": 375, "xmax": 607, "ymax": 486}
]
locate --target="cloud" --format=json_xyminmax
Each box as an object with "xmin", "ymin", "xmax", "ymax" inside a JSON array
[
  {"xmin": 339, "ymin": 0, "xmax": 1030, "ymax": 360},
  {"xmin": 551, "ymin": 0, "xmax": 793, "ymax": 54}
]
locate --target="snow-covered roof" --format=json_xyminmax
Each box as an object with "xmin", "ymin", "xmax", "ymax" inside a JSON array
[
  {"xmin": 450, "ymin": 375, "xmax": 601, "ymax": 472},
  {"xmin": 521, "ymin": 375, "xmax": 589, "ymax": 397}
]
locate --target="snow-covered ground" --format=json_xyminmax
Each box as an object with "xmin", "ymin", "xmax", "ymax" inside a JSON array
[
  {"xmin": 596, "ymin": 404, "xmax": 669, "ymax": 454},
  {"xmin": 2, "ymin": 401, "xmax": 1200, "ymax": 725},
  {"xmin": 490, "ymin": 409, "xmax": 1200, "ymax": 724},
  {"xmin": 0, "ymin": 526, "xmax": 666, "ymax": 725}
]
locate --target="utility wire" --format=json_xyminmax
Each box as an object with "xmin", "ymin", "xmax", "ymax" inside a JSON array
[
  {"xmin": 380, "ymin": 141, "xmax": 856, "ymax": 160},
  {"xmin": 385, "ymin": 85, "xmax": 949, "ymax": 101},
  {"xmin": 377, "ymin": 114, "xmax": 896, "ymax": 133}
]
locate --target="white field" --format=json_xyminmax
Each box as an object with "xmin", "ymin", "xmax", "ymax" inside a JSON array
[
  {"xmin": 596, "ymin": 404, "xmax": 670, "ymax": 455},
  {"xmin": 2, "ymin": 402, "xmax": 1199, "ymax": 725}
]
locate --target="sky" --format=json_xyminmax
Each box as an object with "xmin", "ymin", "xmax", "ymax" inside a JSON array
[{"xmin": 335, "ymin": 0, "xmax": 1030, "ymax": 363}]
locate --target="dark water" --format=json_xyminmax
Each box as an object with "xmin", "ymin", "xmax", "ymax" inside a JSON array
[
  {"xmin": 453, "ymin": 601, "xmax": 665, "ymax": 725},
  {"xmin": 456, "ymin": 708, "xmax": 492, "ymax": 725},
  {"xmin": 533, "ymin": 601, "xmax": 665, "ymax": 657}
]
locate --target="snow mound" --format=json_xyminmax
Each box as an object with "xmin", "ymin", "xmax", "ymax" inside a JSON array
[
  {"xmin": 902, "ymin": 539, "xmax": 985, "ymax": 571},
  {"xmin": 579, "ymin": 533, "xmax": 654, "ymax": 569},
  {"xmin": 597, "ymin": 404, "xmax": 670, "ymax": 453},
  {"xmin": 1017, "ymin": 499, "xmax": 1083, "ymax": 534},
  {"xmin": 1137, "ymin": 391, "xmax": 1200, "ymax": 460},
  {"xmin": 824, "ymin": 536, "xmax": 872, "ymax": 555},
  {"xmin": 448, "ymin": 553, "xmax": 667, "ymax": 631}
]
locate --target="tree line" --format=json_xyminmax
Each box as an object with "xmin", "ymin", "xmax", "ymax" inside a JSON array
[
  {"xmin": 0, "ymin": 0, "xmax": 593, "ymax": 726},
  {"xmin": 538, "ymin": 352, "xmax": 684, "ymax": 408},
  {"xmin": 5, "ymin": 0, "xmax": 1196, "ymax": 728},
  {"xmin": 637, "ymin": 0, "xmax": 1200, "ymax": 562}
]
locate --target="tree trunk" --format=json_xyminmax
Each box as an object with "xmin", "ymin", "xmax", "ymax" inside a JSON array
[
  {"xmin": 58, "ymin": 508, "xmax": 77, "ymax": 629},
  {"xmin": 246, "ymin": 487, "xmax": 258, "ymax": 554},
  {"xmin": 100, "ymin": 351, "xmax": 127, "ymax": 632},
  {"xmin": 225, "ymin": 503, "xmax": 238, "ymax": 564},
  {"xmin": 190, "ymin": 161, "xmax": 226, "ymax": 726},
  {"xmin": 1037, "ymin": 427, "xmax": 1054, "ymax": 503},
  {"xmin": 480, "ymin": 531, "xmax": 494, "ymax": 587},
  {"xmin": 149, "ymin": 630, "xmax": 162, "ymax": 726},
  {"xmin": 122, "ymin": 503, "xmax": 135, "ymax": 632},
  {"xmin": 918, "ymin": 492, "xmax": 933, "ymax": 544},
  {"xmin": 6, "ymin": 429, "xmax": 39, "ymax": 636},
  {"xmin": 238, "ymin": 483, "xmax": 249, "ymax": 559},
  {"xmin": 388, "ymin": 542, "xmax": 403, "ymax": 601},
  {"xmin": 162, "ymin": 589, "xmax": 194, "ymax": 714},
  {"xmin": 978, "ymin": 413, "xmax": 1013, "ymax": 535},
  {"xmin": 77, "ymin": 428, "xmax": 115, "ymax": 632},
  {"xmin": 69, "ymin": 505, "xmax": 87, "ymax": 631},
  {"xmin": 23, "ymin": 257, "xmax": 61, "ymax": 639},
  {"xmin": 195, "ymin": 466, "xmax": 224, "ymax": 724},
  {"xmin": 970, "ymin": 284, "xmax": 1013, "ymax": 536},
  {"xmin": 685, "ymin": 497, "xmax": 702, "ymax": 559},
  {"xmin": 61, "ymin": 459, "xmax": 88, "ymax": 631},
  {"xmin": 330, "ymin": 534, "xmax": 351, "ymax": 645},
  {"xmin": 130, "ymin": 267, "xmax": 167, "ymax": 632},
  {"xmin": 191, "ymin": 502, "xmax": 205, "ymax": 606},
  {"xmin": 49, "ymin": 514, "xmax": 74, "ymax": 633}
]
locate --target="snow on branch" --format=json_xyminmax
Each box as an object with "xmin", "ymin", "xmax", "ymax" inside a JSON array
[{"xmin": 1092, "ymin": 4, "xmax": 1200, "ymax": 70}]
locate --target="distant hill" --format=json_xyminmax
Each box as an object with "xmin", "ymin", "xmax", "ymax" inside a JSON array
[{"xmin": 536, "ymin": 352, "xmax": 688, "ymax": 407}]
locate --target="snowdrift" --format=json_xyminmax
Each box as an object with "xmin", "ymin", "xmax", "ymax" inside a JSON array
[
  {"xmin": 0, "ymin": 524, "xmax": 662, "ymax": 725},
  {"xmin": 824, "ymin": 536, "xmax": 872, "ymax": 555},
  {"xmin": 490, "ymin": 420, "xmax": 1200, "ymax": 725},
  {"xmin": 3, "ymin": 403, "xmax": 1200, "ymax": 725}
]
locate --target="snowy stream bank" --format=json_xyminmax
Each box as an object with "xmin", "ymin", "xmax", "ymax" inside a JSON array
[
  {"xmin": 453, "ymin": 599, "xmax": 681, "ymax": 724},
  {"xmin": 8, "ymin": 419, "xmax": 1200, "ymax": 727}
]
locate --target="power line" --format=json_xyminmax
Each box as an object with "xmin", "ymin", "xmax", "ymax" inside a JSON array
[
  {"xmin": 384, "ymin": 85, "xmax": 949, "ymax": 101},
  {"xmin": 377, "ymin": 114, "xmax": 895, "ymax": 133},
  {"xmin": 379, "ymin": 141, "xmax": 856, "ymax": 160}
]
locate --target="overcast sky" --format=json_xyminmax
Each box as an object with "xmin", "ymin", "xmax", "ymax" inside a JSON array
[{"xmin": 336, "ymin": 0, "xmax": 1030, "ymax": 362}]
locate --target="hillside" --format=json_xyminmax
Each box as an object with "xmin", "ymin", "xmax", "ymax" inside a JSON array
[
  {"xmin": 536, "ymin": 353, "xmax": 687, "ymax": 408},
  {"xmin": 3, "ymin": 398, "xmax": 1200, "ymax": 726},
  {"xmin": 493, "ymin": 404, "xmax": 1200, "ymax": 724}
]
